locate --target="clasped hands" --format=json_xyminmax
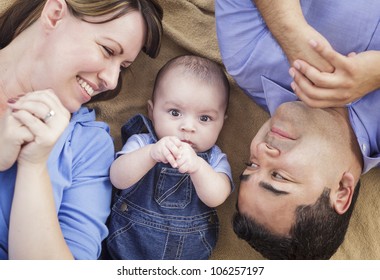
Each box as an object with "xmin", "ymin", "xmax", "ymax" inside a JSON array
[
  {"xmin": 0, "ymin": 90, "xmax": 70, "ymax": 171},
  {"xmin": 150, "ymin": 136, "xmax": 200, "ymax": 174},
  {"xmin": 284, "ymin": 24, "xmax": 380, "ymax": 108}
]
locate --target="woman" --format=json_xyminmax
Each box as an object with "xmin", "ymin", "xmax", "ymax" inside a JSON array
[{"xmin": 0, "ymin": 0, "xmax": 163, "ymax": 259}]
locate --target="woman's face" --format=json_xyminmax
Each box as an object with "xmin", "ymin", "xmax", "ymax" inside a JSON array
[{"xmin": 33, "ymin": 3, "xmax": 146, "ymax": 112}]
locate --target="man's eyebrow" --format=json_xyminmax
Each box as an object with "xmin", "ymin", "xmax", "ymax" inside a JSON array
[
  {"xmin": 239, "ymin": 173, "xmax": 289, "ymax": 196},
  {"xmin": 259, "ymin": 181, "xmax": 289, "ymax": 196}
]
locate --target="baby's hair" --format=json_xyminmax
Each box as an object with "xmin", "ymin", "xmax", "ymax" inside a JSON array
[{"xmin": 152, "ymin": 55, "xmax": 230, "ymax": 110}]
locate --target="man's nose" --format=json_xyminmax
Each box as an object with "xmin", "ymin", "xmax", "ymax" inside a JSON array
[{"xmin": 257, "ymin": 142, "xmax": 280, "ymax": 157}]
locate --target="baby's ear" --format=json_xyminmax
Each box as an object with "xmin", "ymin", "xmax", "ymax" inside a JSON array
[
  {"xmin": 147, "ymin": 100, "xmax": 154, "ymax": 119},
  {"xmin": 41, "ymin": 0, "xmax": 68, "ymax": 29},
  {"xmin": 332, "ymin": 172, "xmax": 356, "ymax": 215}
]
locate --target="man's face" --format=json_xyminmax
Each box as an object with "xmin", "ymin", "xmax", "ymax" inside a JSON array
[{"xmin": 238, "ymin": 101, "xmax": 349, "ymax": 235}]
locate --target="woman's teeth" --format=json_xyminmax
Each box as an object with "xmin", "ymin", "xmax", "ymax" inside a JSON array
[{"xmin": 77, "ymin": 77, "xmax": 95, "ymax": 96}]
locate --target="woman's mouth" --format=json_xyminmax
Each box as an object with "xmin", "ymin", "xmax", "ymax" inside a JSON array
[{"xmin": 77, "ymin": 76, "xmax": 95, "ymax": 97}]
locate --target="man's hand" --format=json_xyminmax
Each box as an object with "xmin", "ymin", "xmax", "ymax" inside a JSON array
[{"xmin": 289, "ymin": 40, "xmax": 380, "ymax": 108}]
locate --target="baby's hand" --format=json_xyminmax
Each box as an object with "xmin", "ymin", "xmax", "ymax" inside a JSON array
[
  {"xmin": 150, "ymin": 136, "xmax": 182, "ymax": 167},
  {"xmin": 175, "ymin": 143, "xmax": 200, "ymax": 174}
]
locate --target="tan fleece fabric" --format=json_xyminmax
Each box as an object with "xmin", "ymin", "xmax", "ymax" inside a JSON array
[{"xmin": 2, "ymin": 0, "xmax": 380, "ymax": 259}]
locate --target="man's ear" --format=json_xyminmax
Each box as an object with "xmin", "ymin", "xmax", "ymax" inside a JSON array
[
  {"xmin": 147, "ymin": 100, "xmax": 154, "ymax": 120},
  {"xmin": 41, "ymin": 0, "xmax": 68, "ymax": 30},
  {"xmin": 332, "ymin": 172, "xmax": 356, "ymax": 215}
]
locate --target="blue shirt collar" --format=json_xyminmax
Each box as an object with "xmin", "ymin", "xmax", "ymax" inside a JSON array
[{"xmin": 261, "ymin": 76, "xmax": 299, "ymax": 116}]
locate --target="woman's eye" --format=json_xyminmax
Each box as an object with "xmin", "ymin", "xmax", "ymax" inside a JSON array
[
  {"xmin": 120, "ymin": 63, "xmax": 131, "ymax": 70},
  {"xmin": 169, "ymin": 109, "xmax": 180, "ymax": 117},
  {"xmin": 102, "ymin": 46, "xmax": 114, "ymax": 56},
  {"xmin": 200, "ymin": 115, "xmax": 211, "ymax": 122}
]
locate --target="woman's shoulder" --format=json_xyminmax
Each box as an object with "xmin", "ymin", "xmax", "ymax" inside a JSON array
[
  {"xmin": 71, "ymin": 107, "xmax": 110, "ymax": 130},
  {"xmin": 67, "ymin": 107, "xmax": 114, "ymax": 152}
]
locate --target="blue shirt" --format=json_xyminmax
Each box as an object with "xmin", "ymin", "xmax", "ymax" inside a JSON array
[
  {"xmin": 0, "ymin": 107, "xmax": 114, "ymax": 259},
  {"xmin": 216, "ymin": 0, "xmax": 380, "ymax": 173}
]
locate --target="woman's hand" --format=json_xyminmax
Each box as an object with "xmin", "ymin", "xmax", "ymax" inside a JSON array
[
  {"xmin": 0, "ymin": 107, "xmax": 34, "ymax": 171},
  {"xmin": 289, "ymin": 40, "xmax": 380, "ymax": 108},
  {"xmin": 8, "ymin": 90, "xmax": 70, "ymax": 166}
]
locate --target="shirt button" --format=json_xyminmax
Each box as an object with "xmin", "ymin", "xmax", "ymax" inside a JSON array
[
  {"xmin": 120, "ymin": 203, "xmax": 128, "ymax": 212},
  {"xmin": 362, "ymin": 144, "xmax": 366, "ymax": 152}
]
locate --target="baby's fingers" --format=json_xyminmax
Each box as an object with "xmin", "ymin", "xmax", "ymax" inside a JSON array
[{"xmin": 165, "ymin": 152, "xmax": 178, "ymax": 168}]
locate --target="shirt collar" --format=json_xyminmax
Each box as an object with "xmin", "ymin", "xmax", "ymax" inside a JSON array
[{"xmin": 261, "ymin": 76, "xmax": 299, "ymax": 115}]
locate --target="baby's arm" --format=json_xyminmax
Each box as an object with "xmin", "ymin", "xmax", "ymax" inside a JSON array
[
  {"xmin": 110, "ymin": 136, "xmax": 182, "ymax": 189},
  {"xmin": 176, "ymin": 144, "xmax": 231, "ymax": 208}
]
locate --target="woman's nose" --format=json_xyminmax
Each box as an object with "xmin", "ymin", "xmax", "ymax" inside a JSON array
[{"xmin": 98, "ymin": 63, "xmax": 120, "ymax": 90}]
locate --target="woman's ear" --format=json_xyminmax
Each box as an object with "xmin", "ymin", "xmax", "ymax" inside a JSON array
[
  {"xmin": 41, "ymin": 0, "xmax": 68, "ymax": 30},
  {"xmin": 147, "ymin": 100, "xmax": 154, "ymax": 120},
  {"xmin": 332, "ymin": 172, "xmax": 356, "ymax": 215}
]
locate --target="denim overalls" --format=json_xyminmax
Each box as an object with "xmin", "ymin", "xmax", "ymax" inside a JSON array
[{"xmin": 106, "ymin": 114, "xmax": 219, "ymax": 260}]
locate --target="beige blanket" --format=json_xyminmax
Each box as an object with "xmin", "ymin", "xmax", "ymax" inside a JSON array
[{"xmin": 2, "ymin": 0, "xmax": 380, "ymax": 260}]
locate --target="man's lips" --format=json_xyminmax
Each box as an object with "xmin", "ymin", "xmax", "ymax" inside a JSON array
[{"xmin": 270, "ymin": 126, "xmax": 295, "ymax": 140}]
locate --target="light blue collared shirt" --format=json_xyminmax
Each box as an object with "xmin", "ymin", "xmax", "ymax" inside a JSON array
[
  {"xmin": 216, "ymin": 0, "xmax": 380, "ymax": 173},
  {"xmin": 0, "ymin": 107, "xmax": 114, "ymax": 259}
]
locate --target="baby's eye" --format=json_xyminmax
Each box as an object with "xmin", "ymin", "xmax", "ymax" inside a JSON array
[
  {"xmin": 200, "ymin": 115, "xmax": 211, "ymax": 122},
  {"xmin": 169, "ymin": 109, "xmax": 181, "ymax": 117}
]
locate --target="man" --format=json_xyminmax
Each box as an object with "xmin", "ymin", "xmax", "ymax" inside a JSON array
[{"xmin": 216, "ymin": 0, "xmax": 380, "ymax": 259}]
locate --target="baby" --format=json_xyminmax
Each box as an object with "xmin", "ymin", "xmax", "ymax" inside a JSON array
[{"xmin": 105, "ymin": 55, "xmax": 233, "ymax": 259}]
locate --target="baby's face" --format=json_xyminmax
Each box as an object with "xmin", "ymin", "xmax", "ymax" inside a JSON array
[{"xmin": 149, "ymin": 73, "xmax": 227, "ymax": 153}]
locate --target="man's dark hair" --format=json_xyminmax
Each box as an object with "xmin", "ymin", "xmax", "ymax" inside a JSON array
[{"xmin": 233, "ymin": 181, "xmax": 361, "ymax": 259}]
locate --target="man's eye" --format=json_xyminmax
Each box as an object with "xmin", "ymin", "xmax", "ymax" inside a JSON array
[
  {"xmin": 200, "ymin": 115, "xmax": 211, "ymax": 122},
  {"xmin": 169, "ymin": 109, "xmax": 180, "ymax": 117},
  {"xmin": 272, "ymin": 171, "xmax": 285, "ymax": 180},
  {"xmin": 245, "ymin": 162, "xmax": 259, "ymax": 169}
]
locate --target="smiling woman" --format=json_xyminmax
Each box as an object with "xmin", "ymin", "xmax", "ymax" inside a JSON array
[{"xmin": 0, "ymin": 0, "xmax": 162, "ymax": 260}]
